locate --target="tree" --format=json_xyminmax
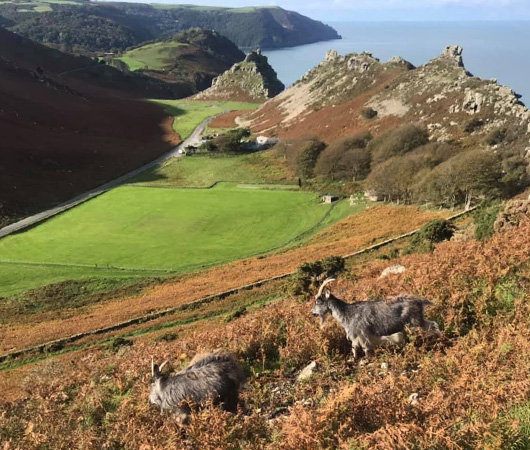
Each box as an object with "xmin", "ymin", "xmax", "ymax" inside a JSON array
[
  {"xmin": 421, "ymin": 150, "xmax": 503, "ymax": 209},
  {"xmin": 368, "ymin": 125, "xmax": 429, "ymax": 165},
  {"xmin": 315, "ymin": 131, "xmax": 372, "ymax": 181},
  {"xmin": 366, "ymin": 153, "xmax": 426, "ymax": 203},
  {"xmin": 289, "ymin": 138, "xmax": 325, "ymax": 179}
]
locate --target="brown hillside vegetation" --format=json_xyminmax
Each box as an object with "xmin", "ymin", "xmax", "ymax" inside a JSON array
[
  {"xmin": 0, "ymin": 205, "xmax": 448, "ymax": 354},
  {"xmin": 241, "ymin": 46, "xmax": 530, "ymax": 206},
  {"xmin": 209, "ymin": 109, "xmax": 250, "ymax": 129},
  {"xmin": 0, "ymin": 28, "xmax": 179, "ymax": 226},
  {"xmin": 243, "ymin": 46, "xmax": 529, "ymax": 146},
  {"xmin": 2, "ymin": 214, "xmax": 530, "ymax": 448}
]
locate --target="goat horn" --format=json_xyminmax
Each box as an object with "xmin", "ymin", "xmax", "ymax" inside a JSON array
[
  {"xmin": 316, "ymin": 277, "xmax": 336, "ymax": 297},
  {"xmin": 151, "ymin": 356, "xmax": 154, "ymax": 376},
  {"xmin": 159, "ymin": 360, "xmax": 169, "ymax": 371}
]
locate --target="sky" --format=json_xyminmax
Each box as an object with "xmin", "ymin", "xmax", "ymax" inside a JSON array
[{"xmin": 142, "ymin": 0, "xmax": 530, "ymax": 21}]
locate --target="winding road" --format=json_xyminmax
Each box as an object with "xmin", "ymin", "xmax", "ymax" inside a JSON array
[{"xmin": 0, "ymin": 116, "xmax": 214, "ymax": 239}]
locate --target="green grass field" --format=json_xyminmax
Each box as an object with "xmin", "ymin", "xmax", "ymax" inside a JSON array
[
  {"xmin": 0, "ymin": 185, "xmax": 359, "ymax": 296},
  {"xmin": 150, "ymin": 99, "xmax": 259, "ymax": 140},
  {"xmin": 132, "ymin": 150, "xmax": 295, "ymax": 188},
  {"xmin": 117, "ymin": 41, "xmax": 188, "ymax": 71}
]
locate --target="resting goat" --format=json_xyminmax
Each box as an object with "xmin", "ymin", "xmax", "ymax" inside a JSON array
[
  {"xmin": 149, "ymin": 351, "xmax": 245, "ymax": 423},
  {"xmin": 311, "ymin": 278, "xmax": 440, "ymax": 359}
]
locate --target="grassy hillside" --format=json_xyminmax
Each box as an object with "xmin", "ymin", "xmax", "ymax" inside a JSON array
[
  {"xmin": 0, "ymin": 27, "xmax": 178, "ymax": 227},
  {"xmin": 112, "ymin": 29, "xmax": 246, "ymax": 95},
  {"xmin": 151, "ymin": 99, "xmax": 259, "ymax": 139},
  {"xmin": 117, "ymin": 40, "xmax": 189, "ymax": 71},
  {"xmin": 132, "ymin": 150, "xmax": 295, "ymax": 188},
  {"xmin": 2, "ymin": 208, "xmax": 530, "ymax": 449},
  {"xmin": 0, "ymin": 184, "xmax": 357, "ymax": 296}
]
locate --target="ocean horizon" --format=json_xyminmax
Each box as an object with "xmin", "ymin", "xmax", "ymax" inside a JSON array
[{"xmin": 263, "ymin": 21, "xmax": 530, "ymax": 103}]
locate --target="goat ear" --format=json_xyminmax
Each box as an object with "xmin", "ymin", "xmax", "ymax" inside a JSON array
[{"xmin": 324, "ymin": 288, "xmax": 332, "ymax": 299}]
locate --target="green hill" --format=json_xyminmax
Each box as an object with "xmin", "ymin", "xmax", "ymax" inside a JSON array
[{"xmin": 112, "ymin": 28, "xmax": 246, "ymax": 95}]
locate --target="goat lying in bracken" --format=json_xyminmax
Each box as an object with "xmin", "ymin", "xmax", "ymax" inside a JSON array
[{"xmin": 149, "ymin": 351, "xmax": 245, "ymax": 424}]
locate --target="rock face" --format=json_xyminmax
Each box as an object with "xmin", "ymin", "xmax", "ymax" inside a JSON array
[
  {"xmin": 195, "ymin": 50, "xmax": 285, "ymax": 103},
  {"xmin": 494, "ymin": 198, "xmax": 530, "ymax": 233}
]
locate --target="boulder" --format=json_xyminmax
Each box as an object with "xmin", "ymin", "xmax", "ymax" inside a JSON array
[
  {"xmin": 380, "ymin": 264, "xmax": 406, "ymax": 278},
  {"xmin": 297, "ymin": 361, "xmax": 318, "ymax": 382},
  {"xmin": 494, "ymin": 198, "xmax": 530, "ymax": 233}
]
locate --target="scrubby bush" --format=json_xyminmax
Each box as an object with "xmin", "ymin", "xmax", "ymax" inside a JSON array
[
  {"xmin": 296, "ymin": 138, "xmax": 326, "ymax": 179},
  {"xmin": 209, "ymin": 128, "xmax": 250, "ymax": 153},
  {"xmin": 361, "ymin": 107, "xmax": 377, "ymax": 119},
  {"xmin": 290, "ymin": 256, "xmax": 345, "ymax": 298},
  {"xmin": 368, "ymin": 125, "xmax": 429, "ymax": 165},
  {"xmin": 473, "ymin": 203, "xmax": 502, "ymax": 241},
  {"xmin": 403, "ymin": 219, "xmax": 455, "ymax": 254},
  {"xmin": 485, "ymin": 127, "xmax": 507, "ymax": 146},
  {"xmin": 463, "ymin": 117, "xmax": 484, "ymax": 133},
  {"xmin": 420, "ymin": 219, "xmax": 456, "ymax": 243},
  {"xmin": 314, "ymin": 131, "xmax": 372, "ymax": 181},
  {"xmin": 365, "ymin": 152, "xmax": 426, "ymax": 203}
]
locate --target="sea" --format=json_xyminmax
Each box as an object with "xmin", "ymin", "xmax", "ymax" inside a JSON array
[{"xmin": 262, "ymin": 21, "xmax": 530, "ymax": 104}]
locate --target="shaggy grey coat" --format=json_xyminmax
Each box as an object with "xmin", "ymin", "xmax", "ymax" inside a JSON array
[
  {"xmin": 149, "ymin": 352, "xmax": 245, "ymax": 423},
  {"xmin": 311, "ymin": 279, "xmax": 439, "ymax": 359}
]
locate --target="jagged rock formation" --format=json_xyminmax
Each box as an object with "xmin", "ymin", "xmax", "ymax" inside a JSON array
[
  {"xmin": 195, "ymin": 50, "xmax": 285, "ymax": 103},
  {"xmin": 238, "ymin": 45, "xmax": 530, "ymax": 206},
  {"xmin": 243, "ymin": 45, "xmax": 530, "ymax": 145}
]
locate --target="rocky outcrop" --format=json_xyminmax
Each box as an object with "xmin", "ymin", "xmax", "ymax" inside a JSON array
[
  {"xmin": 195, "ymin": 50, "xmax": 284, "ymax": 103},
  {"xmin": 494, "ymin": 198, "xmax": 530, "ymax": 233}
]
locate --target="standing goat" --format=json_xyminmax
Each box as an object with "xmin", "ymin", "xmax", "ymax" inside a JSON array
[
  {"xmin": 311, "ymin": 278, "xmax": 440, "ymax": 359},
  {"xmin": 149, "ymin": 351, "xmax": 245, "ymax": 423}
]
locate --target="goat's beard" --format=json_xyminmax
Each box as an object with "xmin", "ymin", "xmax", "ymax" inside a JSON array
[{"xmin": 319, "ymin": 315, "xmax": 328, "ymax": 330}]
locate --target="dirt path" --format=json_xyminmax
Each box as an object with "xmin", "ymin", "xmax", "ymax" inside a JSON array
[{"xmin": 0, "ymin": 116, "xmax": 213, "ymax": 239}]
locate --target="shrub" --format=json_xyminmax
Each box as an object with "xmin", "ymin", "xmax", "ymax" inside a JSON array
[
  {"xmin": 473, "ymin": 203, "xmax": 502, "ymax": 241},
  {"xmin": 485, "ymin": 127, "xmax": 507, "ymax": 146},
  {"xmin": 403, "ymin": 219, "xmax": 455, "ymax": 254},
  {"xmin": 419, "ymin": 150, "xmax": 503, "ymax": 208},
  {"xmin": 463, "ymin": 117, "xmax": 484, "ymax": 133},
  {"xmin": 290, "ymin": 256, "xmax": 345, "ymax": 298},
  {"xmin": 361, "ymin": 107, "xmax": 377, "ymax": 119},
  {"xmin": 368, "ymin": 125, "xmax": 429, "ymax": 165},
  {"xmin": 276, "ymin": 136, "xmax": 326, "ymax": 179},
  {"xmin": 365, "ymin": 152, "xmax": 426, "ymax": 203},
  {"xmin": 420, "ymin": 219, "xmax": 456, "ymax": 243}
]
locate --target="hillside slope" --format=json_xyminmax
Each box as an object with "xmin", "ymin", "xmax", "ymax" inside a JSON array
[
  {"xmin": 2, "ymin": 206, "xmax": 530, "ymax": 449},
  {"xmin": 0, "ymin": 27, "xmax": 178, "ymax": 226},
  {"xmin": 242, "ymin": 46, "xmax": 530, "ymax": 205},
  {"xmin": 113, "ymin": 28, "xmax": 245, "ymax": 97},
  {"xmin": 1, "ymin": 2, "xmax": 341, "ymax": 53}
]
